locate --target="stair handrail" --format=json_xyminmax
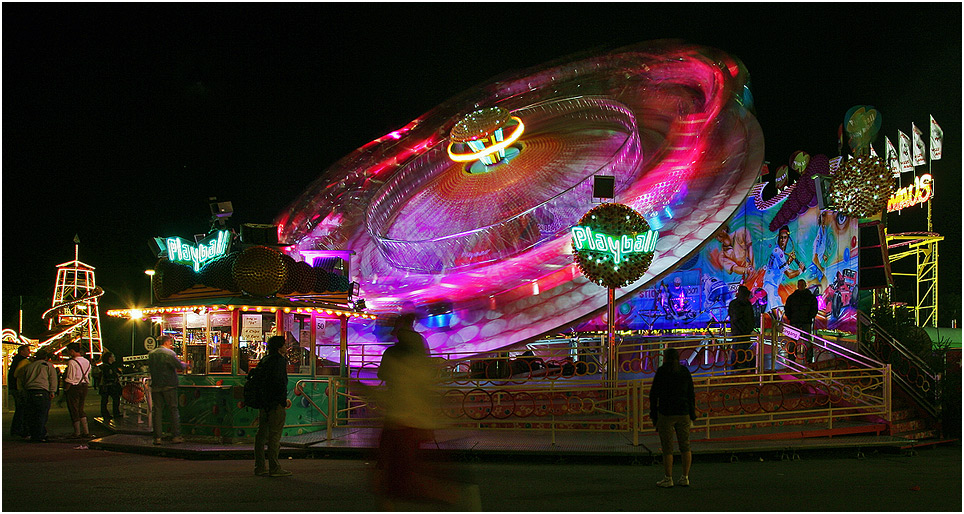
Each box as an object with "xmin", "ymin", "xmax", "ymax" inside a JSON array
[
  {"xmin": 767, "ymin": 323, "xmax": 887, "ymax": 411},
  {"xmin": 856, "ymin": 310, "xmax": 940, "ymax": 418}
]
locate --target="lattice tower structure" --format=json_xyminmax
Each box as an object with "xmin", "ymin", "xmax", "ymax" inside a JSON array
[{"xmin": 48, "ymin": 244, "xmax": 104, "ymax": 360}]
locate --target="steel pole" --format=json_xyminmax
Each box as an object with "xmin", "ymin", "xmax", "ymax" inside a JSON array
[{"xmin": 608, "ymin": 286, "xmax": 616, "ymax": 384}]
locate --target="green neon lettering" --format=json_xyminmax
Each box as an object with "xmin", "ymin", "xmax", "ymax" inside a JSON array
[
  {"xmin": 162, "ymin": 230, "xmax": 232, "ymax": 272},
  {"xmin": 571, "ymin": 226, "xmax": 659, "ymax": 265}
]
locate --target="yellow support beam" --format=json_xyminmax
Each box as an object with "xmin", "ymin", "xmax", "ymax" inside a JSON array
[{"xmin": 885, "ymin": 233, "xmax": 942, "ymax": 328}]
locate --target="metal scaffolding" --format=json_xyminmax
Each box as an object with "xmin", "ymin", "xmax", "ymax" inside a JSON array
[{"xmin": 887, "ymin": 231, "xmax": 942, "ymax": 328}]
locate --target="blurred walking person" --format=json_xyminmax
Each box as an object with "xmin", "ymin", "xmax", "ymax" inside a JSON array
[
  {"xmin": 649, "ymin": 347, "xmax": 697, "ymax": 488},
  {"xmin": 372, "ymin": 313, "xmax": 479, "ymax": 510}
]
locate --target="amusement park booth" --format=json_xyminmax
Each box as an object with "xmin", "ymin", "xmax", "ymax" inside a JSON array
[{"xmin": 107, "ymin": 229, "xmax": 375, "ymax": 442}]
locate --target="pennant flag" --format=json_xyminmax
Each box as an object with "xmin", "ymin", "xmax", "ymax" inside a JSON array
[
  {"xmin": 911, "ymin": 123, "xmax": 926, "ymax": 166},
  {"xmin": 885, "ymin": 136, "xmax": 899, "ymax": 177},
  {"xmin": 869, "ymin": 144, "xmax": 878, "ymax": 158},
  {"xmin": 898, "ymin": 130, "xmax": 914, "ymax": 173},
  {"xmin": 930, "ymin": 115, "xmax": 943, "ymax": 160}
]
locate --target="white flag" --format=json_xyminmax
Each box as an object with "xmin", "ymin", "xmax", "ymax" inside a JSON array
[
  {"xmin": 898, "ymin": 130, "xmax": 914, "ymax": 173},
  {"xmin": 869, "ymin": 144, "xmax": 878, "ymax": 158},
  {"xmin": 885, "ymin": 136, "xmax": 899, "ymax": 177},
  {"xmin": 911, "ymin": 123, "xmax": 926, "ymax": 166},
  {"xmin": 930, "ymin": 115, "xmax": 943, "ymax": 160}
]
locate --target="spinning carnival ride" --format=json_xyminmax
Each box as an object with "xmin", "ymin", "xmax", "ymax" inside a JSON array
[{"xmin": 277, "ymin": 41, "xmax": 765, "ymax": 356}]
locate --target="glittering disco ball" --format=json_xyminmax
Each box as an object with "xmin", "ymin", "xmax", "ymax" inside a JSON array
[
  {"xmin": 828, "ymin": 155, "xmax": 894, "ymax": 218},
  {"xmin": 331, "ymin": 273, "xmax": 351, "ymax": 292},
  {"xmin": 198, "ymin": 252, "xmax": 240, "ymax": 292},
  {"xmin": 276, "ymin": 254, "xmax": 299, "ymax": 294},
  {"xmin": 280, "ymin": 259, "xmax": 315, "ymax": 294},
  {"xmin": 313, "ymin": 267, "xmax": 334, "ymax": 293},
  {"xmin": 572, "ymin": 203, "xmax": 657, "ymax": 289},
  {"xmin": 153, "ymin": 258, "xmax": 197, "ymax": 298},
  {"xmin": 447, "ymin": 106, "xmax": 524, "ymax": 168},
  {"xmin": 232, "ymin": 246, "xmax": 288, "ymax": 296}
]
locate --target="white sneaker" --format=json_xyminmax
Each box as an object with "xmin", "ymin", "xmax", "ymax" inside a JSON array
[
  {"xmin": 656, "ymin": 476, "xmax": 674, "ymax": 488},
  {"xmin": 678, "ymin": 475, "xmax": 690, "ymax": 487}
]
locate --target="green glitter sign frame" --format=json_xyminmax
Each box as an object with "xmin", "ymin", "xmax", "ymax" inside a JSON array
[{"xmin": 571, "ymin": 203, "xmax": 657, "ymax": 289}]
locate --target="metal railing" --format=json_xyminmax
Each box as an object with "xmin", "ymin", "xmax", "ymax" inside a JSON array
[
  {"xmin": 118, "ymin": 374, "xmax": 152, "ymax": 428},
  {"xmin": 289, "ymin": 328, "xmax": 893, "ymax": 446},
  {"xmin": 857, "ymin": 311, "xmax": 940, "ymax": 417}
]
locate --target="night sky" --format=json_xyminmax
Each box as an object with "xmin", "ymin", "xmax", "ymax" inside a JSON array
[{"xmin": 3, "ymin": 3, "xmax": 961, "ymax": 352}]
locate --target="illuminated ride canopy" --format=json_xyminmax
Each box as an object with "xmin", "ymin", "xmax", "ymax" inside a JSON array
[{"xmin": 276, "ymin": 41, "xmax": 764, "ymax": 356}]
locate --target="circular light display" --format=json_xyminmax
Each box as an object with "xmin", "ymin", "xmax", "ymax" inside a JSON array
[
  {"xmin": 828, "ymin": 155, "xmax": 895, "ymax": 218},
  {"xmin": 447, "ymin": 106, "xmax": 526, "ymax": 168},
  {"xmin": 277, "ymin": 41, "xmax": 764, "ymax": 356},
  {"xmin": 572, "ymin": 203, "xmax": 656, "ymax": 289}
]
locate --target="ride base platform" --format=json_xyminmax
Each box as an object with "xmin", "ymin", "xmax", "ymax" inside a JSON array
[{"xmin": 88, "ymin": 416, "xmax": 910, "ymax": 461}]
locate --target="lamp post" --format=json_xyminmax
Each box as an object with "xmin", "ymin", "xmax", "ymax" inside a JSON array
[
  {"xmin": 144, "ymin": 269, "xmax": 155, "ymax": 305},
  {"xmin": 131, "ymin": 309, "xmax": 143, "ymax": 358}
]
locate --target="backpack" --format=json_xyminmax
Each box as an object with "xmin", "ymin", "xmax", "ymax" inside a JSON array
[{"xmin": 243, "ymin": 364, "xmax": 265, "ymax": 409}]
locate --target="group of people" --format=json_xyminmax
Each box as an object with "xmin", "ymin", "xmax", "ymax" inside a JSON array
[{"xmin": 8, "ymin": 342, "xmax": 125, "ymax": 442}]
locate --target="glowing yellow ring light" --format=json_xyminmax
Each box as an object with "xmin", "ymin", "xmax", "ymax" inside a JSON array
[{"xmin": 446, "ymin": 116, "xmax": 525, "ymax": 163}]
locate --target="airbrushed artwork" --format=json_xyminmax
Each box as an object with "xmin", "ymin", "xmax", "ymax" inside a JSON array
[{"xmin": 578, "ymin": 176, "xmax": 860, "ymax": 334}]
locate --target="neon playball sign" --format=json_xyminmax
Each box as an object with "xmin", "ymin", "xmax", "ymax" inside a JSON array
[
  {"xmin": 164, "ymin": 230, "xmax": 231, "ymax": 271},
  {"xmin": 571, "ymin": 226, "xmax": 658, "ymax": 264},
  {"xmin": 571, "ymin": 203, "xmax": 658, "ymax": 289}
]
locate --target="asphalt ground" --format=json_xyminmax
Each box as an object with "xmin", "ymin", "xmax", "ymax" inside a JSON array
[{"xmin": 2, "ymin": 390, "xmax": 961, "ymax": 512}]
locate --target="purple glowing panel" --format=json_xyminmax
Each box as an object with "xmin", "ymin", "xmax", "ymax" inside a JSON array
[
  {"xmin": 368, "ymin": 97, "xmax": 640, "ymax": 273},
  {"xmin": 276, "ymin": 41, "xmax": 764, "ymax": 357}
]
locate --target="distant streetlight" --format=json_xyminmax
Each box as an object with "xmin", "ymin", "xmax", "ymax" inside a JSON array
[{"xmin": 145, "ymin": 269, "xmax": 155, "ymax": 305}]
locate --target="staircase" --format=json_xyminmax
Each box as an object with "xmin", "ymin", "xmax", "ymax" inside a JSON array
[{"xmin": 857, "ymin": 311, "xmax": 952, "ymax": 447}]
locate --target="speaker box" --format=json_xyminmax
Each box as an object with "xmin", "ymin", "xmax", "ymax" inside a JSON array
[
  {"xmin": 593, "ymin": 175, "xmax": 615, "ymax": 199},
  {"xmin": 240, "ymin": 223, "xmax": 279, "ymax": 246},
  {"xmin": 858, "ymin": 223, "xmax": 892, "ymax": 289},
  {"xmin": 148, "ymin": 237, "xmax": 166, "ymax": 258}
]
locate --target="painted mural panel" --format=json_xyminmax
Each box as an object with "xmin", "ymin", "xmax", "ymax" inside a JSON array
[{"xmin": 578, "ymin": 193, "xmax": 859, "ymax": 333}]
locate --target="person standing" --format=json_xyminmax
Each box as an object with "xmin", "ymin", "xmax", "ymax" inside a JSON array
[
  {"xmin": 727, "ymin": 285, "xmax": 757, "ymax": 370},
  {"xmin": 8, "ymin": 345, "xmax": 31, "ymax": 438},
  {"xmin": 19, "ymin": 349, "xmax": 58, "ymax": 443},
  {"xmin": 64, "ymin": 342, "xmax": 93, "ymax": 438},
  {"xmin": 98, "ymin": 351, "xmax": 122, "ymax": 421},
  {"xmin": 253, "ymin": 336, "xmax": 290, "ymax": 477},
  {"xmin": 649, "ymin": 347, "xmax": 697, "ymax": 488},
  {"xmin": 785, "ymin": 279, "xmax": 818, "ymax": 333},
  {"xmin": 148, "ymin": 335, "xmax": 187, "ymax": 444},
  {"xmin": 784, "ymin": 279, "xmax": 819, "ymax": 364}
]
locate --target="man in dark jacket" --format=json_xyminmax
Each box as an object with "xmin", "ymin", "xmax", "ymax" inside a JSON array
[
  {"xmin": 784, "ymin": 279, "xmax": 819, "ymax": 363},
  {"xmin": 254, "ymin": 336, "xmax": 290, "ymax": 477},
  {"xmin": 8, "ymin": 345, "xmax": 30, "ymax": 438},
  {"xmin": 649, "ymin": 347, "xmax": 697, "ymax": 487},
  {"xmin": 727, "ymin": 285, "xmax": 756, "ymax": 370},
  {"xmin": 784, "ymin": 279, "xmax": 818, "ymax": 333}
]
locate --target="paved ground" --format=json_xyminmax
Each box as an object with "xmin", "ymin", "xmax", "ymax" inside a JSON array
[{"xmin": 3, "ymin": 391, "xmax": 961, "ymax": 511}]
